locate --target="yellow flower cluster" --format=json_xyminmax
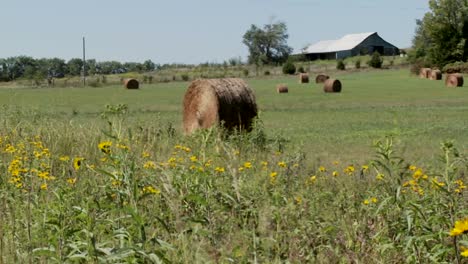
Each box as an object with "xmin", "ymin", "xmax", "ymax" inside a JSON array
[
  {"xmin": 98, "ymin": 141, "xmax": 112, "ymax": 154},
  {"xmin": 142, "ymin": 185, "xmax": 161, "ymax": 195},
  {"xmin": 450, "ymin": 218, "xmax": 468, "ymax": 236},
  {"xmin": 363, "ymin": 197, "xmax": 378, "ymax": 205}
]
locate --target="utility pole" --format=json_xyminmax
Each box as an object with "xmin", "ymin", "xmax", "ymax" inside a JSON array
[{"xmin": 82, "ymin": 37, "xmax": 86, "ymax": 86}]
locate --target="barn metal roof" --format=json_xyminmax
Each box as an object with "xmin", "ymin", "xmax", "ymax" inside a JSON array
[{"xmin": 303, "ymin": 32, "xmax": 376, "ymax": 54}]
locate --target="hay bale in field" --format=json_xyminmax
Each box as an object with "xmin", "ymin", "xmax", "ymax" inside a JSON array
[
  {"xmin": 276, "ymin": 84, "xmax": 288, "ymax": 93},
  {"xmin": 430, "ymin": 69, "xmax": 442, "ymax": 80},
  {"xmin": 445, "ymin": 73, "xmax": 464, "ymax": 87},
  {"xmin": 315, "ymin": 74, "xmax": 329, "ymax": 84},
  {"xmin": 182, "ymin": 78, "xmax": 258, "ymax": 134},
  {"xmin": 419, "ymin": 68, "xmax": 431, "ymax": 79},
  {"xmin": 124, "ymin": 78, "xmax": 139, "ymax": 89},
  {"xmin": 323, "ymin": 79, "xmax": 342, "ymax": 93},
  {"xmin": 299, "ymin": 73, "xmax": 309, "ymax": 83}
]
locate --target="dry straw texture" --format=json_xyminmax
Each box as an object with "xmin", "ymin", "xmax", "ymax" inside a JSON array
[
  {"xmin": 419, "ymin": 68, "xmax": 431, "ymax": 79},
  {"xmin": 315, "ymin": 74, "xmax": 330, "ymax": 84},
  {"xmin": 299, "ymin": 73, "xmax": 309, "ymax": 83},
  {"xmin": 124, "ymin": 79, "xmax": 139, "ymax": 89},
  {"xmin": 182, "ymin": 78, "xmax": 258, "ymax": 134},
  {"xmin": 276, "ymin": 84, "xmax": 288, "ymax": 93},
  {"xmin": 323, "ymin": 79, "xmax": 342, "ymax": 93},
  {"xmin": 445, "ymin": 73, "xmax": 464, "ymax": 87},
  {"xmin": 430, "ymin": 69, "xmax": 442, "ymax": 80}
]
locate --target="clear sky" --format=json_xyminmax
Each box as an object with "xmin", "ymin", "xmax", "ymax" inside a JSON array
[{"xmin": 2, "ymin": 0, "xmax": 429, "ymax": 64}]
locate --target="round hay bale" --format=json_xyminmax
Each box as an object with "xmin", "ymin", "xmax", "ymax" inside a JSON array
[
  {"xmin": 182, "ymin": 78, "xmax": 258, "ymax": 134},
  {"xmin": 445, "ymin": 73, "xmax": 464, "ymax": 87},
  {"xmin": 124, "ymin": 78, "xmax": 139, "ymax": 89},
  {"xmin": 276, "ymin": 84, "xmax": 288, "ymax": 93},
  {"xmin": 299, "ymin": 73, "xmax": 309, "ymax": 83},
  {"xmin": 315, "ymin": 74, "xmax": 329, "ymax": 84},
  {"xmin": 419, "ymin": 68, "xmax": 431, "ymax": 79},
  {"xmin": 323, "ymin": 79, "xmax": 342, "ymax": 93},
  {"xmin": 430, "ymin": 69, "xmax": 442, "ymax": 80}
]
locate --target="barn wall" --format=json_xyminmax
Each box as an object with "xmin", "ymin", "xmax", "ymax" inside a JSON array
[{"xmin": 352, "ymin": 33, "xmax": 399, "ymax": 56}]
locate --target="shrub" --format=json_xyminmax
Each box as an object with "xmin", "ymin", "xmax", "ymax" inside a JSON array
[
  {"xmin": 282, "ymin": 61, "xmax": 296, "ymax": 75},
  {"xmin": 355, "ymin": 59, "xmax": 361, "ymax": 69},
  {"xmin": 368, "ymin": 52, "xmax": 383, "ymax": 69},
  {"xmin": 442, "ymin": 61, "xmax": 468, "ymax": 73},
  {"xmin": 242, "ymin": 68, "xmax": 249, "ymax": 77},
  {"xmin": 410, "ymin": 58, "xmax": 430, "ymax": 75},
  {"xmin": 264, "ymin": 70, "xmax": 270, "ymax": 76},
  {"xmin": 181, "ymin": 74, "xmax": 189, "ymax": 81},
  {"xmin": 297, "ymin": 66, "xmax": 306, "ymax": 73},
  {"xmin": 336, "ymin": 59, "xmax": 346, "ymax": 70}
]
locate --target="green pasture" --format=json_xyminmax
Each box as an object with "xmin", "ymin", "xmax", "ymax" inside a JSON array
[{"xmin": 0, "ymin": 68, "xmax": 466, "ymax": 164}]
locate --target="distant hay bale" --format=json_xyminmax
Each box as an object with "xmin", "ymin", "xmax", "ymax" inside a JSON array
[
  {"xmin": 124, "ymin": 78, "xmax": 139, "ymax": 89},
  {"xmin": 323, "ymin": 79, "xmax": 342, "ymax": 93},
  {"xmin": 315, "ymin": 74, "xmax": 329, "ymax": 83},
  {"xmin": 182, "ymin": 78, "xmax": 258, "ymax": 134},
  {"xmin": 419, "ymin": 68, "xmax": 431, "ymax": 79},
  {"xmin": 445, "ymin": 73, "xmax": 464, "ymax": 87},
  {"xmin": 299, "ymin": 73, "xmax": 309, "ymax": 83},
  {"xmin": 276, "ymin": 84, "xmax": 288, "ymax": 93},
  {"xmin": 429, "ymin": 69, "xmax": 442, "ymax": 80}
]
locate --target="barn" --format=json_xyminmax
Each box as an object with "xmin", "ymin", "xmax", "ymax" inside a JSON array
[{"xmin": 299, "ymin": 32, "xmax": 399, "ymax": 61}]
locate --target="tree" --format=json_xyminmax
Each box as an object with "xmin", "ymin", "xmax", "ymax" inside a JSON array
[
  {"xmin": 143, "ymin": 59, "xmax": 156, "ymax": 72},
  {"xmin": 67, "ymin": 58, "xmax": 83, "ymax": 76},
  {"xmin": 411, "ymin": 0, "xmax": 468, "ymax": 67},
  {"xmin": 368, "ymin": 52, "xmax": 383, "ymax": 68},
  {"xmin": 242, "ymin": 21, "xmax": 292, "ymax": 65}
]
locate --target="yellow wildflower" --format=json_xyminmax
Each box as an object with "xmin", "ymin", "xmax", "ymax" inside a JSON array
[
  {"xmin": 40, "ymin": 183, "xmax": 48, "ymax": 190},
  {"xmin": 363, "ymin": 199, "xmax": 370, "ymax": 205},
  {"xmin": 190, "ymin": 156, "xmax": 198, "ymax": 162},
  {"xmin": 361, "ymin": 165, "xmax": 369, "ymax": 172},
  {"xmin": 261, "ymin": 161, "xmax": 268, "ymax": 167},
  {"xmin": 238, "ymin": 167, "xmax": 244, "ymax": 172},
  {"xmin": 215, "ymin": 167, "xmax": 225, "ymax": 173},
  {"xmin": 450, "ymin": 218, "xmax": 468, "ymax": 236},
  {"xmin": 409, "ymin": 165, "xmax": 417, "ymax": 171},
  {"xmin": 332, "ymin": 171, "xmax": 339, "ymax": 177},
  {"xmin": 294, "ymin": 196, "xmax": 302, "ymax": 205},
  {"xmin": 59, "ymin": 155, "xmax": 70, "ymax": 162},
  {"xmin": 319, "ymin": 166, "xmax": 326, "ymax": 172},
  {"xmin": 142, "ymin": 151, "xmax": 150, "ymax": 158},
  {"xmin": 413, "ymin": 168, "xmax": 423, "ymax": 180},
  {"xmin": 143, "ymin": 161, "xmax": 156, "ymax": 169},
  {"xmin": 344, "ymin": 165, "xmax": 355, "ymax": 175},
  {"xmin": 143, "ymin": 186, "xmax": 161, "ymax": 195},
  {"xmin": 371, "ymin": 197, "xmax": 378, "ymax": 203},
  {"xmin": 277, "ymin": 161, "xmax": 286, "ymax": 168},
  {"xmin": 234, "ymin": 150, "xmax": 240, "ymax": 156},
  {"xmin": 310, "ymin": 175, "xmax": 317, "ymax": 184},
  {"xmin": 67, "ymin": 178, "xmax": 77, "ymax": 185},
  {"xmin": 73, "ymin": 157, "xmax": 84, "ymax": 170},
  {"xmin": 98, "ymin": 141, "xmax": 112, "ymax": 154},
  {"xmin": 376, "ymin": 173, "xmax": 384, "ymax": 180},
  {"xmin": 244, "ymin": 162, "xmax": 252, "ymax": 169},
  {"xmin": 461, "ymin": 247, "xmax": 468, "ymax": 257}
]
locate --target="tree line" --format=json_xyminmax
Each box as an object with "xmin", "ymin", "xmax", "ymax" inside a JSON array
[
  {"xmin": 0, "ymin": 57, "xmax": 156, "ymax": 82},
  {"xmin": 410, "ymin": 0, "xmax": 468, "ymax": 67}
]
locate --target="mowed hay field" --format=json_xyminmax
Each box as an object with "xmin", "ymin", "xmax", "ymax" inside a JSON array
[
  {"xmin": 1, "ymin": 69, "xmax": 467, "ymax": 162},
  {"xmin": 0, "ymin": 69, "xmax": 468, "ymax": 263}
]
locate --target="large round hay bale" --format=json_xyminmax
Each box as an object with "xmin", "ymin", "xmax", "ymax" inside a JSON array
[
  {"xmin": 276, "ymin": 84, "xmax": 288, "ymax": 93},
  {"xmin": 419, "ymin": 68, "xmax": 431, "ymax": 79},
  {"xmin": 445, "ymin": 73, "xmax": 464, "ymax": 87},
  {"xmin": 323, "ymin": 79, "xmax": 342, "ymax": 93},
  {"xmin": 299, "ymin": 73, "xmax": 309, "ymax": 83},
  {"xmin": 315, "ymin": 74, "xmax": 329, "ymax": 84},
  {"xmin": 183, "ymin": 78, "xmax": 258, "ymax": 134},
  {"xmin": 124, "ymin": 78, "xmax": 139, "ymax": 89},
  {"xmin": 430, "ymin": 69, "xmax": 442, "ymax": 80}
]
